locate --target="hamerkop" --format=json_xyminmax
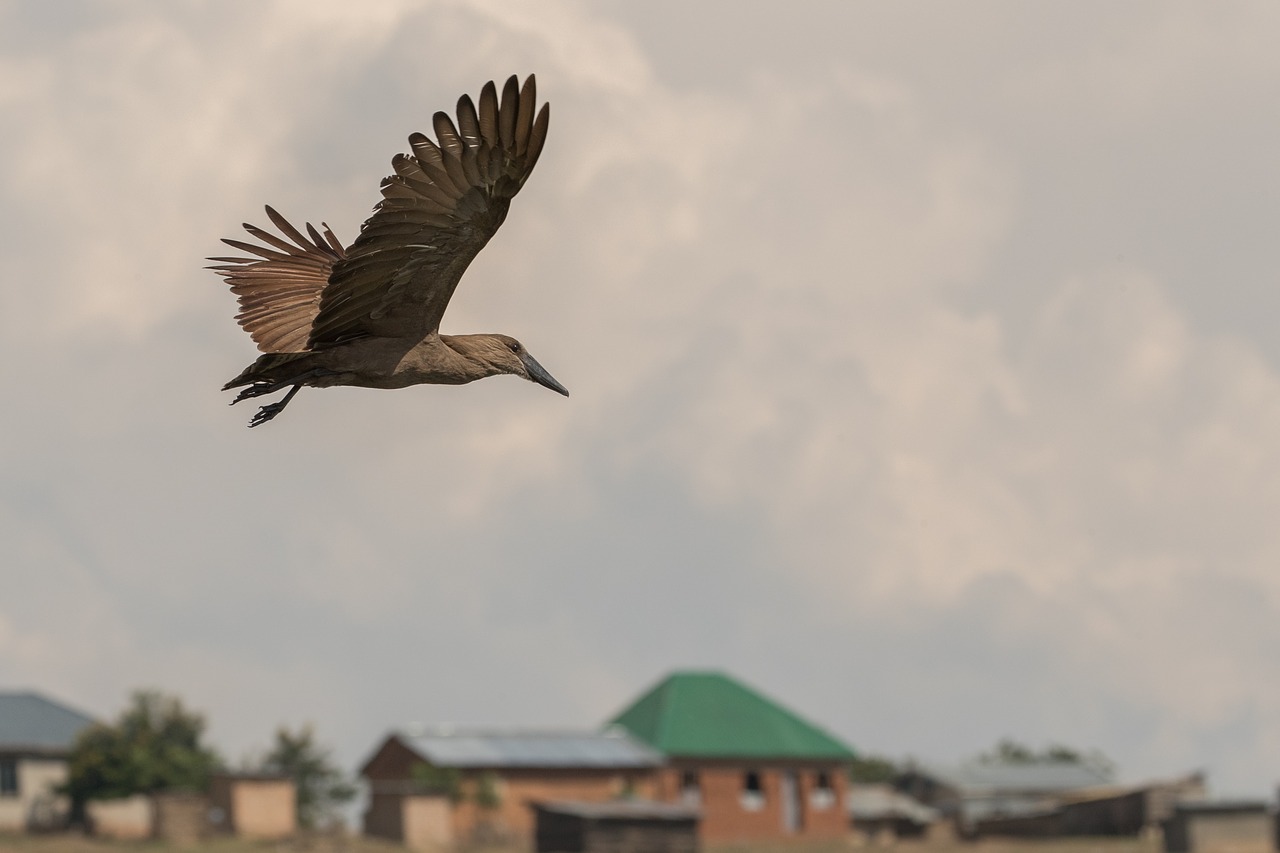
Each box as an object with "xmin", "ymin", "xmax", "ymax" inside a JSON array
[{"xmin": 209, "ymin": 74, "xmax": 566, "ymax": 427}]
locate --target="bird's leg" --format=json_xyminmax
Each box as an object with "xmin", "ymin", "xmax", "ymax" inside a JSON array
[
  {"xmin": 248, "ymin": 384, "xmax": 303, "ymax": 428},
  {"xmin": 230, "ymin": 368, "xmax": 339, "ymax": 405}
]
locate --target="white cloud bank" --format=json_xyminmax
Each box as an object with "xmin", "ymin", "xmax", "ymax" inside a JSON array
[{"xmin": 0, "ymin": 0, "xmax": 1278, "ymax": 795}]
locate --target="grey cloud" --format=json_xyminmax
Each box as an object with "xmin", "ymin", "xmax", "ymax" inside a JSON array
[{"xmin": 2, "ymin": 0, "xmax": 1279, "ymax": 800}]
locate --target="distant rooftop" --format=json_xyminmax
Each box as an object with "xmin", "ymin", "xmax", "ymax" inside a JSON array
[
  {"xmin": 0, "ymin": 691, "xmax": 96, "ymax": 753},
  {"xmin": 397, "ymin": 727, "xmax": 663, "ymax": 770},
  {"xmin": 608, "ymin": 671, "xmax": 856, "ymax": 761},
  {"xmin": 907, "ymin": 760, "xmax": 1113, "ymax": 794}
]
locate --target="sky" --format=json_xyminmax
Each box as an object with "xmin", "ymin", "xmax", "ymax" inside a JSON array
[{"xmin": 2, "ymin": 0, "xmax": 1279, "ymax": 800}]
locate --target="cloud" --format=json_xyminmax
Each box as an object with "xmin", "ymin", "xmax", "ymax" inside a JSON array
[{"xmin": 2, "ymin": 0, "xmax": 1279, "ymax": 798}]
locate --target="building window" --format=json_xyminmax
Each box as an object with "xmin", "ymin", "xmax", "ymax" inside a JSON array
[
  {"xmin": 0, "ymin": 759, "xmax": 17, "ymax": 797},
  {"xmin": 740, "ymin": 769, "xmax": 764, "ymax": 811},
  {"xmin": 679, "ymin": 771, "xmax": 700, "ymax": 806},
  {"xmin": 810, "ymin": 770, "xmax": 835, "ymax": 810}
]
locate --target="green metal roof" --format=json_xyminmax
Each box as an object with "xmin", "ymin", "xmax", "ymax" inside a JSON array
[{"xmin": 607, "ymin": 672, "xmax": 856, "ymax": 761}]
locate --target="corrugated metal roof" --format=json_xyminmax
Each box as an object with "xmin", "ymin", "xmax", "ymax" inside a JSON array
[
  {"xmin": 920, "ymin": 761, "xmax": 1112, "ymax": 794},
  {"xmin": 847, "ymin": 784, "xmax": 939, "ymax": 824},
  {"xmin": 399, "ymin": 728, "xmax": 663, "ymax": 769},
  {"xmin": 608, "ymin": 671, "xmax": 856, "ymax": 760},
  {"xmin": 0, "ymin": 691, "xmax": 96, "ymax": 752}
]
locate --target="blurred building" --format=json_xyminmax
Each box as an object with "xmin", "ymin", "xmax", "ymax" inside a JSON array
[
  {"xmin": 1162, "ymin": 800, "xmax": 1275, "ymax": 853},
  {"xmin": 0, "ymin": 690, "xmax": 96, "ymax": 832},
  {"xmin": 360, "ymin": 728, "xmax": 663, "ymax": 849},
  {"xmin": 531, "ymin": 799, "xmax": 699, "ymax": 853},
  {"xmin": 847, "ymin": 783, "xmax": 939, "ymax": 839},
  {"xmin": 896, "ymin": 759, "xmax": 1113, "ymax": 833},
  {"xmin": 608, "ymin": 671, "xmax": 855, "ymax": 845},
  {"xmin": 897, "ymin": 761, "xmax": 1205, "ymax": 839},
  {"xmin": 207, "ymin": 772, "xmax": 296, "ymax": 840}
]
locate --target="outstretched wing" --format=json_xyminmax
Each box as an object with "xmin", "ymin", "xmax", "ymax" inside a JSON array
[
  {"xmin": 305, "ymin": 74, "xmax": 550, "ymax": 349},
  {"xmin": 208, "ymin": 206, "xmax": 346, "ymax": 353}
]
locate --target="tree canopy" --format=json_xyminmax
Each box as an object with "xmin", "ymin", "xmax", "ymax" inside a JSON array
[
  {"xmin": 848, "ymin": 754, "xmax": 901, "ymax": 784},
  {"xmin": 259, "ymin": 725, "xmax": 356, "ymax": 829},
  {"xmin": 977, "ymin": 738, "xmax": 1114, "ymax": 776},
  {"xmin": 64, "ymin": 690, "xmax": 220, "ymax": 806}
]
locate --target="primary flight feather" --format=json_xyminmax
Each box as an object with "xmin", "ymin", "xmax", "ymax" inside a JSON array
[{"xmin": 209, "ymin": 74, "xmax": 566, "ymax": 427}]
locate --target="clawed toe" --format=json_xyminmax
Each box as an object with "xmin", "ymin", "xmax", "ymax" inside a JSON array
[
  {"xmin": 232, "ymin": 382, "xmax": 276, "ymax": 405},
  {"xmin": 248, "ymin": 403, "xmax": 284, "ymax": 428}
]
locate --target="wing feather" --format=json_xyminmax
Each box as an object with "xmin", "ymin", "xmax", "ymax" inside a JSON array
[
  {"xmin": 208, "ymin": 206, "xmax": 345, "ymax": 353},
  {"xmin": 305, "ymin": 74, "xmax": 550, "ymax": 347}
]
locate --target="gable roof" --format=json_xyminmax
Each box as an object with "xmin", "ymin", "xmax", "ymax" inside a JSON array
[
  {"xmin": 607, "ymin": 671, "xmax": 855, "ymax": 761},
  {"xmin": 0, "ymin": 691, "xmax": 96, "ymax": 753},
  {"xmin": 397, "ymin": 728, "xmax": 663, "ymax": 770}
]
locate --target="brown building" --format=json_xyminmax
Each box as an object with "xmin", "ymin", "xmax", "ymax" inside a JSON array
[
  {"xmin": 360, "ymin": 728, "xmax": 664, "ymax": 848},
  {"xmin": 608, "ymin": 671, "xmax": 855, "ymax": 845},
  {"xmin": 208, "ymin": 772, "xmax": 296, "ymax": 840}
]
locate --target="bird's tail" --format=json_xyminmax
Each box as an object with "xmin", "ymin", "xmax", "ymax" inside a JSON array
[{"xmin": 222, "ymin": 351, "xmax": 322, "ymax": 391}]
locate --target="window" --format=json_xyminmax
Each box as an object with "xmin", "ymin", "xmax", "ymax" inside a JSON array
[
  {"xmin": 810, "ymin": 770, "xmax": 835, "ymax": 810},
  {"xmin": 740, "ymin": 769, "xmax": 764, "ymax": 811},
  {"xmin": 679, "ymin": 770, "xmax": 700, "ymax": 806},
  {"xmin": 0, "ymin": 759, "xmax": 17, "ymax": 797}
]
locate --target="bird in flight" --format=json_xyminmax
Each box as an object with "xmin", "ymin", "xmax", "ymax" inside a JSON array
[{"xmin": 209, "ymin": 74, "xmax": 566, "ymax": 427}]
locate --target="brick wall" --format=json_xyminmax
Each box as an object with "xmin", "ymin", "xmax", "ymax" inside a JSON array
[
  {"xmin": 657, "ymin": 761, "xmax": 849, "ymax": 844},
  {"xmin": 452, "ymin": 768, "xmax": 658, "ymax": 841}
]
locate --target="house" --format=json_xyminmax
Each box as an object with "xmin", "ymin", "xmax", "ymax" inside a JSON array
[
  {"xmin": 0, "ymin": 690, "xmax": 96, "ymax": 832},
  {"xmin": 896, "ymin": 760, "xmax": 1114, "ymax": 834},
  {"xmin": 608, "ymin": 671, "xmax": 855, "ymax": 844},
  {"xmin": 1161, "ymin": 800, "xmax": 1275, "ymax": 853},
  {"xmin": 208, "ymin": 772, "xmax": 297, "ymax": 840},
  {"xmin": 531, "ymin": 800, "xmax": 699, "ymax": 853},
  {"xmin": 360, "ymin": 728, "xmax": 664, "ymax": 848}
]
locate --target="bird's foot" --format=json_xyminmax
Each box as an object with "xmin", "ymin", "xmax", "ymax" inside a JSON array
[
  {"xmin": 246, "ymin": 384, "xmax": 302, "ymax": 428},
  {"xmin": 248, "ymin": 401, "xmax": 287, "ymax": 428}
]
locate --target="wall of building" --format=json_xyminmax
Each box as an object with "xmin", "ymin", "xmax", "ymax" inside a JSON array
[
  {"xmin": 655, "ymin": 762, "xmax": 848, "ymax": 844},
  {"xmin": 87, "ymin": 795, "xmax": 152, "ymax": 840},
  {"xmin": 403, "ymin": 795, "xmax": 454, "ymax": 851},
  {"xmin": 152, "ymin": 792, "xmax": 209, "ymax": 845},
  {"xmin": 209, "ymin": 776, "xmax": 296, "ymax": 840},
  {"xmin": 363, "ymin": 791, "xmax": 406, "ymax": 843},
  {"xmin": 0, "ymin": 756, "xmax": 70, "ymax": 832},
  {"xmin": 450, "ymin": 768, "xmax": 658, "ymax": 842},
  {"xmin": 1187, "ymin": 812, "xmax": 1275, "ymax": 853},
  {"xmin": 362, "ymin": 737, "xmax": 662, "ymax": 845},
  {"xmin": 364, "ymin": 760, "xmax": 659, "ymax": 847}
]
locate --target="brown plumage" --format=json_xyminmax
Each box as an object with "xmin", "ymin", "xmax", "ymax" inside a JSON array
[{"xmin": 209, "ymin": 74, "xmax": 567, "ymax": 427}]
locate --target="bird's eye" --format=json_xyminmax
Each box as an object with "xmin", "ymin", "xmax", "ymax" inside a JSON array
[{"xmin": 510, "ymin": 342, "xmax": 520, "ymax": 353}]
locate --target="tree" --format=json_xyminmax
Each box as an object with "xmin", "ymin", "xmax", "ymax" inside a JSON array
[
  {"xmin": 411, "ymin": 763, "xmax": 462, "ymax": 801},
  {"xmin": 64, "ymin": 690, "xmax": 220, "ymax": 811},
  {"xmin": 260, "ymin": 725, "xmax": 356, "ymax": 829},
  {"xmin": 848, "ymin": 754, "xmax": 900, "ymax": 784},
  {"xmin": 977, "ymin": 738, "xmax": 1115, "ymax": 777},
  {"xmin": 473, "ymin": 772, "xmax": 501, "ymax": 811}
]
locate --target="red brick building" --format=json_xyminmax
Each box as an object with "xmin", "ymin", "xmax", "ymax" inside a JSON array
[{"xmin": 608, "ymin": 671, "xmax": 855, "ymax": 844}]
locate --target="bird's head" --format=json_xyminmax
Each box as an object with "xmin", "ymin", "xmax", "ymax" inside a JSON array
[{"xmin": 481, "ymin": 334, "xmax": 569, "ymax": 396}]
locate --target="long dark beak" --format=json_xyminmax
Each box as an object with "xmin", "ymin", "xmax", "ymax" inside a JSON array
[{"xmin": 522, "ymin": 352, "xmax": 569, "ymax": 397}]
